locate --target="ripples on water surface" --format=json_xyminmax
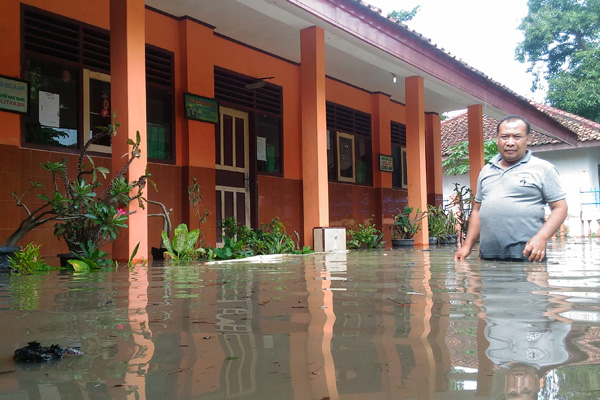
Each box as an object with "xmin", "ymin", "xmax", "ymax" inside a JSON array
[{"xmin": 0, "ymin": 239, "xmax": 599, "ymax": 399}]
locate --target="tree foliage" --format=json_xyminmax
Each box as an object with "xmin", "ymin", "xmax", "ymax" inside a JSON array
[
  {"xmin": 516, "ymin": 0, "xmax": 600, "ymax": 122},
  {"xmin": 387, "ymin": 6, "xmax": 420, "ymax": 22},
  {"xmin": 442, "ymin": 140, "xmax": 498, "ymax": 175}
]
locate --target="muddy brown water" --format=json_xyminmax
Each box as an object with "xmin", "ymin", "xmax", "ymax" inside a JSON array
[{"xmin": 1, "ymin": 239, "xmax": 599, "ymax": 399}]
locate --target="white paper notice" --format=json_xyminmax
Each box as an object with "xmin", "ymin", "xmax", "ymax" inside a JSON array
[
  {"xmin": 39, "ymin": 91, "xmax": 60, "ymax": 127},
  {"xmin": 257, "ymin": 137, "xmax": 267, "ymax": 161}
]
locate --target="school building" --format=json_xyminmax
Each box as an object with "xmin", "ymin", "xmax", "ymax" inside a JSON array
[{"xmin": 0, "ymin": 0, "xmax": 578, "ymax": 259}]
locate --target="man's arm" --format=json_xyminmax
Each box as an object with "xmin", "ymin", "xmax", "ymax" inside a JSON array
[
  {"xmin": 523, "ymin": 199, "xmax": 568, "ymax": 262},
  {"xmin": 454, "ymin": 202, "xmax": 482, "ymax": 260}
]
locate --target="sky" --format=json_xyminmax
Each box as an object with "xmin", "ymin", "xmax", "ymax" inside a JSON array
[{"xmin": 367, "ymin": 0, "xmax": 547, "ymax": 103}]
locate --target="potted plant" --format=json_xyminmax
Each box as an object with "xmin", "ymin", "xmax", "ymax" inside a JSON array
[
  {"xmin": 1, "ymin": 119, "xmax": 150, "ymax": 267},
  {"xmin": 391, "ymin": 206, "xmax": 426, "ymax": 247},
  {"xmin": 0, "ymin": 246, "xmax": 20, "ymax": 269},
  {"xmin": 427, "ymin": 205, "xmax": 446, "ymax": 245}
]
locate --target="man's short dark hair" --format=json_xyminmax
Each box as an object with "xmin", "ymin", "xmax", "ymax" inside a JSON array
[{"xmin": 497, "ymin": 115, "xmax": 531, "ymax": 135}]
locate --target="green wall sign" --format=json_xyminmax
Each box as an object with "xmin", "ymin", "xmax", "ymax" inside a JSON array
[
  {"xmin": 184, "ymin": 93, "xmax": 219, "ymax": 124},
  {"xmin": 0, "ymin": 75, "xmax": 29, "ymax": 114},
  {"xmin": 379, "ymin": 154, "xmax": 393, "ymax": 172}
]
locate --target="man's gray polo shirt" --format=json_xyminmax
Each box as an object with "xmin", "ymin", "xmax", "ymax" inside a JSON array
[{"xmin": 474, "ymin": 150, "xmax": 566, "ymax": 260}]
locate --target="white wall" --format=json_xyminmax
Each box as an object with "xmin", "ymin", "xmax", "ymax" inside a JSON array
[
  {"xmin": 535, "ymin": 146, "xmax": 600, "ymax": 237},
  {"xmin": 442, "ymin": 168, "xmax": 470, "ymax": 204},
  {"xmin": 442, "ymin": 145, "xmax": 600, "ymax": 237}
]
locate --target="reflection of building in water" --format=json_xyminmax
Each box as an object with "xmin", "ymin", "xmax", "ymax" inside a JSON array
[
  {"xmin": 573, "ymin": 326, "xmax": 600, "ymax": 365},
  {"xmin": 215, "ymin": 270, "xmax": 257, "ymax": 397},
  {"xmin": 329, "ymin": 251, "xmax": 454, "ymax": 399}
]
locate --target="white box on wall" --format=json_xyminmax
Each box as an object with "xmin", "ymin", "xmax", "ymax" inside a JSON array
[{"xmin": 313, "ymin": 227, "xmax": 346, "ymax": 252}]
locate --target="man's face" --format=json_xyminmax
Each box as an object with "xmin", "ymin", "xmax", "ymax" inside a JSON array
[{"xmin": 497, "ymin": 119, "xmax": 530, "ymax": 165}]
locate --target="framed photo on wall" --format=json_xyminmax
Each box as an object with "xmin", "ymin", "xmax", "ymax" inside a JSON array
[{"xmin": 337, "ymin": 131, "xmax": 355, "ymax": 183}]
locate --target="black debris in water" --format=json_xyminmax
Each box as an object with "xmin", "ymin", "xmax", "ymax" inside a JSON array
[{"xmin": 14, "ymin": 341, "xmax": 83, "ymax": 363}]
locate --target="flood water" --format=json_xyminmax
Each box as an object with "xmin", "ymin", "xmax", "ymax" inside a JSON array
[{"xmin": 1, "ymin": 239, "xmax": 600, "ymax": 399}]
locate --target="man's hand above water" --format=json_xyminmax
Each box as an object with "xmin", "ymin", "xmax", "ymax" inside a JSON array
[{"xmin": 454, "ymin": 246, "xmax": 472, "ymax": 261}]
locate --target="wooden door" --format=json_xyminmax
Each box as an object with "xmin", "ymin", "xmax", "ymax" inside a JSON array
[{"xmin": 216, "ymin": 107, "xmax": 251, "ymax": 242}]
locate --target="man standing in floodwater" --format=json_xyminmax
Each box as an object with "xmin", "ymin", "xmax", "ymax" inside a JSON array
[{"xmin": 454, "ymin": 115, "xmax": 568, "ymax": 261}]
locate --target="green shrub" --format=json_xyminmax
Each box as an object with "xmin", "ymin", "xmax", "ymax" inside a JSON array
[
  {"xmin": 72, "ymin": 240, "xmax": 113, "ymax": 269},
  {"xmin": 214, "ymin": 217, "xmax": 310, "ymax": 259},
  {"xmin": 162, "ymin": 223, "xmax": 205, "ymax": 262},
  {"xmin": 210, "ymin": 236, "xmax": 252, "ymax": 260},
  {"xmin": 8, "ymin": 243, "xmax": 50, "ymax": 275},
  {"xmin": 346, "ymin": 218, "xmax": 384, "ymax": 249},
  {"xmin": 427, "ymin": 205, "xmax": 447, "ymax": 239}
]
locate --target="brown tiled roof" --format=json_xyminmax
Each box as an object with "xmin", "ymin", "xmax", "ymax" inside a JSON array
[
  {"xmin": 534, "ymin": 103, "xmax": 600, "ymax": 142},
  {"xmin": 441, "ymin": 105, "xmax": 600, "ymax": 155}
]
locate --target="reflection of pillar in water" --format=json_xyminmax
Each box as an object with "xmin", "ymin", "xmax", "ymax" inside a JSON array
[
  {"xmin": 125, "ymin": 267, "xmax": 155, "ymax": 400},
  {"xmin": 374, "ymin": 254, "xmax": 407, "ymax": 398},
  {"xmin": 406, "ymin": 251, "xmax": 436, "ymax": 399},
  {"xmin": 309, "ymin": 253, "xmax": 340, "ymax": 399},
  {"xmin": 178, "ymin": 267, "xmax": 224, "ymax": 396},
  {"xmin": 427, "ymin": 251, "xmax": 453, "ymax": 392},
  {"xmin": 291, "ymin": 252, "xmax": 341, "ymax": 399}
]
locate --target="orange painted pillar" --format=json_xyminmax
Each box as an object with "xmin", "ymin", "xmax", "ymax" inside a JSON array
[
  {"xmin": 110, "ymin": 0, "xmax": 148, "ymax": 261},
  {"xmin": 300, "ymin": 27, "xmax": 329, "ymax": 247},
  {"xmin": 467, "ymin": 105, "xmax": 485, "ymax": 196},
  {"xmin": 425, "ymin": 113, "xmax": 443, "ymax": 206},
  {"xmin": 178, "ymin": 20, "xmax": 216, "ymax": 169},
  {"xmin": 372, "ymin": 93, "xmax": 392, "ymax": 189},
  {"xmin": 405, "ymin": 76, "xmax": 429, "ymax": 245},
  {"xmin": 372, "ymin": 93, "xmax": 394, "ymax": 241},
  {"xmin": 178, "ymin": 19, "xmax": 217, "ymax": 244},
  {"xmin": 0, "ymin": 0, "xmax": 21, "ymax": 146}
]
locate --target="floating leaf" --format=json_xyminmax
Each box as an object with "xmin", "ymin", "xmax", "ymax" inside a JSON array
[{"xmin": 67, "ymin": 259, "xmax": 91, "ymax": 272}]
